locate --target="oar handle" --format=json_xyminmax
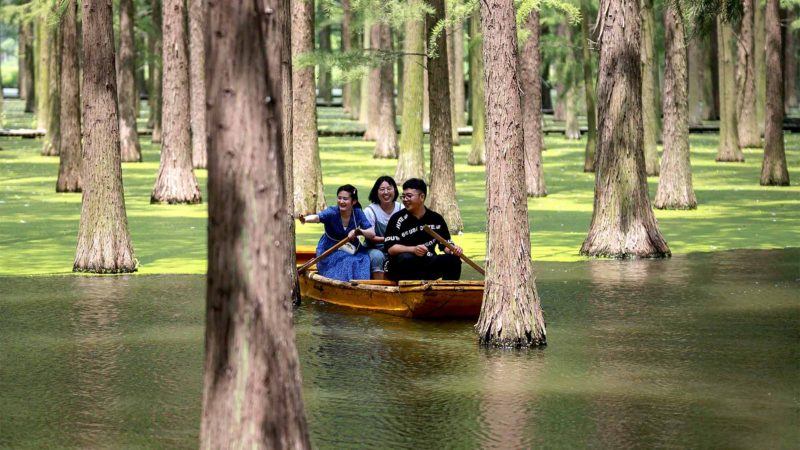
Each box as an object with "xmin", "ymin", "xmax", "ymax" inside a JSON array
[
  {"xmin": 297, "ymin": 230, "xmax": 360, "ymax": 275},
  {"xmin": 422, "ymin": 226, "xmax": 485, "ymax": 276}
]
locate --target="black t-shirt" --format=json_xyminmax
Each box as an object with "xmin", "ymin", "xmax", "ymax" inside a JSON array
[{"xmin": 384, "ymin": 208, "xmax": 453, "ymax": 257}]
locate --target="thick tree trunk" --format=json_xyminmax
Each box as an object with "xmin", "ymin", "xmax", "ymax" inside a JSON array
[
  {"xmin": 341, "ymin": 0, "xmax": 352, "ymax": 114},
  {"xmin": 373, "ymin": 23, "xmax": 398, "ymax": 159},
  {"xmin": 57, "ymin": 0, "xmax": 82, "ymax": 193},
  {"xmin": 580, "ymin": 0, "xmax": 670, "ymax": 258},
  {"xmin": 452, "ymin": 19, "xmax": 466, "ymax": 133},
  {"xmin": 426, "ymin": 0, "xmax": 463, "ymax": 233},
  {"xmin": 396, "ymin": 42, "xmax": 403, "ymax": 116},
  {"xmin": 118, "ymin": 0, "xmax": 142, "ymax": 162},
  {"xmin": 201, "ymin": 1, "xmax": 310, "ymax": 446},
  {"xmin": 151, "ymin": 0, "xmax": 202, "ymax": 204},
  {"xmin": 520, "ymin": 11, "xmax": 546, "ymax": 197},
  {"xmin": 41, "ymin": 23, "xmax": 61, "ymax": 157},
  {"xmin": 292, "ymin": 0, "xmax": 325, "ymax": 214},
  {"xmin": 655, "ymin": 2, "xmax": 696, "ymax": 210},
  {"xmin": 363, "ymin": 22, "xmax": 381, "ymax": 141},
  {"xmin": 475, "ymin": 0, "xmax": 546, "ymax": 348},
  {"xmin": 755, "ymin": 0, "xmax": 766, "ymax": 133},
  {"xmin": 467, "ymin": 13, "xmax": 486, "ymax": 166},
  {"xmin": 687, "ymin": 35, "xmax": 707, "ymax": 126},
  {"xmin": 580, "ymin": 0, "xmax": 598, "ymax": 172},
  {"xmin": 189, "ymin": 0, "xmax": 207, "ymax": 168},
  {"xmin": 784, "ymin": 10, "xmax": 798, "ymax": 111},
  {"xmin": 150, "ymin": 0, "xmax": 163, "ymax": 143},
  {"xmin": 761, "ymin": 0, "xmax": 790, "ymax": 185},
  {"xmin": 736, "ymin": 0, "xmax": 761, "ymax": 148},
  {"xmin": 74, "ymin": 0, "xmax": 136, "ymax": 273},
  {"xmin": 396, "ymin": 5, "xmax": 426, "ymax": 183},
  {"xmin": 318, "ymin": 9, "xmax": 333, "ymax": 106},
  {"xmin": 716, "ymin": 19, "xmax": 744, "ymax": 162},
  {"xmin": 640, "ymin": 0, "xmax": 659, "ymax": 176}
]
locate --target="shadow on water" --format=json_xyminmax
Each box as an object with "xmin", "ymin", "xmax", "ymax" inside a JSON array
[{"xmin": 0, "ymin": 249, "xmax": 798, "ymax": 448}]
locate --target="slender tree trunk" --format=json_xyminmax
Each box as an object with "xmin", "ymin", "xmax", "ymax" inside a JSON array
[
  {"xmin": 564, "ymin": 86, "xmax": 581, "ymax": 139},
  {"xmin": 580, "ymin": 0, "xmax": 670, "ymax": 258},
  {"xmin": 118, "ymin": 0, "xmax": 142, "ymax": 162},
  {"xmin": 363, "ymin": 22, "xmax": 381, "ymax": 140},
  {"xmin": 761, "ymin": 0, "xmax": 790, "ymax": 185},
  {"xmin": 151, "ymin": 0, "xmax": 202, "ymax": 203},
  {"xmin": 359, "ymin": 21, "xmax": 371, "ymax": 125},
  {"xmin": 688, "ymin": 35, "xmax": 707, "ymax": 126},
  {"xmin": 18, "ymin": 25, "xmax": 26, "ymax": 101},
  {"xmin": 446, "ymin": 9, "xmax": 460, "ymax": 145},
  {"xmin": 150, "ymin": 0, "xmax": 163, "ymax": 143},
  {"xmin": 655, "ymin": 2, "xmax": 696, "ymax": 210},
  {"xmin": 292, "ymin": 0, "xmax": 325, "ymax": 213},
  {"xmin": 395, "ymin": 5, "xmax": 426, "ymax": 183},
  {"xmin": 35, "ymin": 18, "xmax": 49, "ymax": 129},
  {"xmin": 467, "ymin": 13, "xmax": 486, "ymax": 166},
  {"xmin": 475, "ymin": 0, "xmax": 546, "ymax": 348},
  {"xmin": 318, "ymin": 6, "xmax": 332, "ymax": 106},
  {"xmin": 74, "ymin": 0, "xmax": 136, "ymax": 273},
  {"xmin": 784, "ymin": 9, "xmax": 798, "ymax": 111},
  {"xmin": 709, "ymin": 24, "xmax": 720, "ymax": 119},
  {"xmin": 541, "ymin": 63, "xmax": 553, "ymax": 111},
  {"xmin": 452, "ymin": 19, "xmax": 466, "ymax": 133},
  {"xmin": 716, "ymin": 19, "xmax": 744, "ymax": 162},
  {"xmin": 22, "ymin": 23, "xmax": 36, "ymax": 113},
  {"xmin": 201, "ymin": 1, "xmax": 310, "ymax": 447},
  {"xmin": 426, "ymin": 0, "xmax": 463, "ymax": 233},
  {"xmin": 373, "ymin": 23, "xmax": 398, "ymax": 159},
  {"xmin": 57, "ymin": 0, "xmax": 82, "ymax": 193},
  {"xmin": 520, "ymin": 11, "xmax": 546, "ymax": 197},
  {"xmin": 755, "ymin": 0, "xmax": 766, "ymax": 133},
  {"xmin": 736, "ymin": 0, "xmax": 761, "ymax": 148},
  {"xmin": 41, "ymin": 23, "xmax": 61, "ymax": 157},
  {"xmin": 580, "ymin": 0, "xmax": 598, "ymax": 172},
  {"xmin": 640, "ymin": 0, "xmax": 659, "ymax": 175},
  {"xmin": 348, "ymin": 20, "xmax": 361, "ymax": 121},
  {"xmin": 189, "ymin": 0, "xmax": 207, "ymax": 168},
  {"xmin": 341, "ymin": 0, "xmax": 352, "ymax": 114}
]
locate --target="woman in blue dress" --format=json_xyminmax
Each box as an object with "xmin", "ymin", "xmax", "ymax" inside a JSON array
[{"xmin": 298, "ymin": 184, "xmax": 377, "ymax": 281}]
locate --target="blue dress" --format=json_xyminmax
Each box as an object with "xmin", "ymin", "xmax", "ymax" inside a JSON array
[{"xmin": 316, "ymin": 206, "xmax": 372, "ymax": 281}]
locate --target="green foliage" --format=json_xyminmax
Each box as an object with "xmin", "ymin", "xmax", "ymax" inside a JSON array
[{"xmin": 680, "ymin": 0, "xmax": 743, "ymax": 37}]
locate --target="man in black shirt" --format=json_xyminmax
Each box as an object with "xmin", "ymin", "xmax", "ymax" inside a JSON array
[{"xmin": 384, "ymin": 178, "xmax": 463, "ymax": 281}]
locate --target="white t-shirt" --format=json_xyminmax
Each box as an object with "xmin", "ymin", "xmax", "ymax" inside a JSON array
[{"xmin": 364, "ymin": 202, "xmax": 402, "ymax": 233}]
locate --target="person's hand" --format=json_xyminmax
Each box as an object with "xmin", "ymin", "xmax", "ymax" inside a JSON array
[
  {"xmin": 451, "ymin": 245, "xmax": 463, "ymax": 257},
  {"xmin": 347, "ymin": 229, "xmax": 357, "ymax": 240},
  {"xmin": 413, "ymin": 244, "xmax": 428, "ymax": 256},
  {"xmin": 298, "ymin": 213, "xmax": 306, "ymax": 225}
]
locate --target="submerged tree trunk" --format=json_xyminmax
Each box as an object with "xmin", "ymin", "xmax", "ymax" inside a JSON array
[
  {"xmin": 761, "ymin": 0, "xmax": 790, "ymax": 185},
  {"xmin": 784, "ymin": 9, "xmax": 798, "ymax": 112},
  {"xmin": 736, "ymin": 0, "xmax": 760, "ymax": 148},
  {"xmin": 150, "ymin": 0, "xmax": 163, "ymax": 143},
  {"xmin": 520, "ymin": 11, "xmax": 546, "ymax": 197},
  {"xmin": 755, "ymin": 0, "xmax": 766, "ymax": 133},
  {"xmin": 41, "ymin": 23, "xmax": 61, "ymax": 157},
  {"xmin": 467, "ymin": 12, "xmax": 486, "ymax": 166},
  {"xmin": 21, "ymin": 23, "xmax": 36, "ymax": 113},
  {"xmin": 74, "ymin": 0, "xmax": 136, "ymax": 273},
  {"xmin": 655, "ymin": 2, "xmax": 696, "ymax": 210},
  {"xmin": 151, "ymin": 0, "xmax": 202, "ymax": 204},
  {"xmin": 363, "ymin": 22, "xmax": 381, "ymax": 141},
  {"xmin": 373, "ymin": 23, "xmax": 398, "ymax": 159},
  {"xmin": 476, "ymin": 0, "xmax": 546, "ymax": 348},
  {"xmin": 201, "ymin": 1, "xmax": 310, "ymax": 446},
  {"xmin": 687, "ymin": 35, "xmax": 707, "ymax": 126},
  {"xmin": 118, "ymin": 0, "xmax": 142, "ymax": 162},
  {"xmin": 426, "ymin": 0, "xmax": 463, "ymax": 233},
  {"xmin": 292, "ymin": 0, "xmax": 325, "ymax": 213},
  {"xmin": 396, "ymin": 5, "xmax": 426, "ymax": 183},
  {"xmin": 716, "ymin": 19, "xmax": 744, "ymax": 162},
  {"xmin": 57, "ymin": 0, "xmax": 82, "ymax": 193},
  {"xmin": 189, "ymin": 0, "xmax": 207, "ymax": 168},
  {"xmin": 580, "ymin": 0, "xmax": 670, "ymax": 258},
  {"xmin": 580, "ymin": 0, "xmax": 598, "ymax": 172},
  {"xmin": 640, "ymin": 0, "xmax": 659, "ymax": 176}
]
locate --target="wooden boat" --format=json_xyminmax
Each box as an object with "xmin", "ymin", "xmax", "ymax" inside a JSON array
[{"xmin": 296, "ymin": 246, "xmax": 484, "ymax": 319}]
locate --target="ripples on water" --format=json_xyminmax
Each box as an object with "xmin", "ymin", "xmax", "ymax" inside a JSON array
[{"xmin": 0, "ymin": 249, "xmax": 798, "ymax": 449}]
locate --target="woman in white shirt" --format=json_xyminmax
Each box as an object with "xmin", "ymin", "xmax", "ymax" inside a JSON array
[{"xmin": 363, "ymin": 176, "xmax": 402, "ymax": 280}]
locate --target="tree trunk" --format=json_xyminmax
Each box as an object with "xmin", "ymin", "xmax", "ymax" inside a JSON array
[
  {"xmin": 709, "ymin": 24, "xmax": 720, "ymax": 119},
  {"xmin": 150, "ymin": 0, "xmax": 163, "ymax": 143},
  {"xmin": 118, "ymin": 0, "xmax": 142, "ymax": 162},
  {"xmin": 35, "ymin": 18, "xmax": 49, "ymax": 129},
  {"xmin": 564, "ymin": 86, "xmax": 581, "ymax": 139},
  {"xmin": 580, "ymin": 0, "xmax": 670, "ymax": 258},
  {"xmin": 189, "ymin": 0, "xmax": 207, "ymax": 168},
  {"xmin": 716, "ymin": 19, "xmax": 744, "ymax": 162},
  {"xmin": 755, "ymin": 0, "xmax": 766, "ymax": 133},
  {"xmin": 201, "ymin": 1, "xmax": 310, "ymax": 447},
  {"xmin": 467, "ymin": 12, "xmax": 486, "ymax": 166},
  {"xmin": 452, "ymin": 19, "xmax": 466, "ymax": 134},
  {"xmin": 373, "ymin": 23, "xmax": 398, "ymax": 159},
  {"xmin": 318, "ymin": 7, "xmax": 333, "ymax": 107},
  {"xmin": 541, "ymin": 63, "xmax": 553, "ymax": 111},
  {"xmin": 423, "ymin": 58, "xmax": 430, "ymax": 130},
  {"xmin": 446, "ymin": 9, "xmax": 460, "ymax": 145},
  {"xmin": 580, "ymin": 0, "xmax": 598, "ymax": 172},
  {"xmin": 475, "ymin": 0, "xmax": 546, "ymax": 348},
  {"xmin": 292, "ymin": 0, "xmax": 325, "ymax": 214},
  {"xmin": 736, "ymin": 0, "xmax": 761, "ymax": 148},
  {"xmin": 784, "ymin": 9, "xmax": 798, "ymax": 111},
  {"xmin": 426, "ymin": 0, "xmax": 463, "ymax": 233},
  {"xmin": 20, "ymin": 24, "xmax": 36, "ymax": 113},
  {"xmin": 341, "ymin": 0, "xmax": 352, "ymax": 114},
  {"xmin": 57, "ymin": 0, "xmax": 82, "ymax": 193},
  {"xmin": 151, "ymin": 0, "xmax": 203, "ymax": 204},
  {"xmin": 396, "ymin": 40, "xmax": 403, "ymax": 116},
  {"xmin": 640, "ymin": 0, "xmax": 659, "ymax": 176},
  {"xmin": 41, "ymin": 23, "xmax": 61, "ymax": 157},
  {"xmin": 363, "ymin": 22, "xmax": 381, "ymax": 140},
  {"xmin": 359, "ymin": 21, "xmax": 371, "ymax": 126},
  {"xmin": 761, "ymin": 0, "xmax": 790, "ymax": 185},
  {"xmin": 395, "ymin": 5, "xmax": 426, "ymax": 183},
  {"xmin": 520, "ymin": 11, "xmax": 546, "ymax": 197},
  {"xmin": 687, "ymin": 35, "xmax": 707, "ymax": 126},
  {"xmin": 74, "ymin": 0, "xmax": 137, "ymax": 273},
  {"xmin": 18, "ymin": 25, "xmax": 26, "ymax": 101},
  {"xmin": 655, "ymin": 2, "xmax": 696, "ymax": 210}
]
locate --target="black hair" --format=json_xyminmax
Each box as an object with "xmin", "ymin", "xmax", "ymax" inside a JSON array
[
  {"xmin": 368, "ymin": 176, "xmax": 399, "ymax": 204},
  {"xmin": 336, "ymin": 184, "xmax": 362, "ymax": 209},
  {"xmin": 402, "ymin": 178, "xmax": 427, "ymax": 197}
]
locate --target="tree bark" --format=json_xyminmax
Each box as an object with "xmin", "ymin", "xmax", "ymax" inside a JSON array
[
  {"xmin": 687, "ymin": 35, "xmax": 707, "ymax": 126},
  {"xmin": 151, "ymin": 0, "xmax": 202, "ymax": 204},
  {"xmin": 761, "ymin": 0, "xmax": 790, "ymax": 185},
  {"xmin": 467, "ymin": 12, "xmax": 486, "ymax": 166},
  {"xmin": 373, "ymin": 23, "xmax": 398, "ymax": 159},
  {"xmin": 640, "ymin": 0, "xmax": 659, "ymax": 176},
  {"xmin": 580, "ymin": 0, "xmax": 670, "ymax": 258},
  {"xmin": 201, "ymin": 1, "xmax": 310, "ymax": 446},
  {"xmin": 452, "ymin": 19, "xmax": 466, "ymax": 134},
  {"xmin": 446, "ymin": 9, "xmax": 460, "ymax": 145},
  {"xmin": 74, "ymin": 0, "xmax": 137, "ymax": 273},
  {"xmin": 359, "ymin": 21, "xmax": 371, "ymax": 126},
  {"xmin": 709, "ymin": 23, "xmax": 720, "ymax": 119},
  {"xmin": 755, "ymin": 0, "xmax": 766, "ymax": 133},
  {"xmin": 426, "ymin": 0, "xmax": 463, "ymax": 233},
  {"xmin": 395, "ymin": 5, "xmax": 426, "ymax": 183},
  {"xmin": 363, "ymin": 22, "xmax": 381, "ymax": 141},
  {"xmin": 341, "ymin": 0, "xmax": 352, "ymax": 114},
  {"xmin": 318, "ymin": 6, "xmax": 333, "ymax": 106},
  {"xmin": 475, "ymin": 0, "xmax": 546, "ymax": 348},
  {"xmin": 35, "ymin": 18, "xmax": 49, "ymax": 129},
  {"xmin": 520, "ymin": 11, "xmax": 546, "ymax": 197},
  {"xmin": 736, "ymin": 0, "xmax": 761, "ymax": 148},
  {"xmin": 20, "ymin": 23, "xmax": 36, "ymax": 113},
  {"xmin": 41, "ymin": 22, "xmax": 61, "ymax": 157},
  {"xmin": 655, "ymin": 2, "xmax": 696, "ymax": 210},
  {"xmin": 57, "ymin": 0, "xmax": 82, "ymax": 193},
  {"xmin": 118, "ymin": 0, "xmax": 142, "ymax": 162},
  {"xmin": 292, "ymin": 0, "xmax": 325, "ymax": 214},
  {"xmin": 189, "ymin": 0, "xmax": 207, "ymax": 168},
  {"xmin": 557, "ymin": 22, "xmax": 581, "ymax": 141},
  {"xmin": 784, "ymin": 9, "xmax": 798, "ymax": 111},
  {"xmin": 580, "ymin": 0, "xmax": 598, "ymax": 172},
  {"xmin": 150, "ymin": 0, "xmax": 163, "ymax": 143},
  {"xmin": 716, "ymin": 19, "xmax": 744, "ymax": 162}
]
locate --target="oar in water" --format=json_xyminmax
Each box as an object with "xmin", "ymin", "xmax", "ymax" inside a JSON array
[
  {"xmin": 297, "ymin": 229, "xmax": 361, "ymax": 275},
  {"xmin": 422, "ymin": 225, "xmax": 486, "ymax": 276}
]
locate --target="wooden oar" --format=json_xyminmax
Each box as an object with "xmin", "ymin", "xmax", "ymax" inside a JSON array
[
  {"xmin": 297, "ymin": 231, "xmax": 359, "ymax": 275},
  {"xmin": 422, "ymin": 225, "xmax": 485, "ymax": 276}
]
